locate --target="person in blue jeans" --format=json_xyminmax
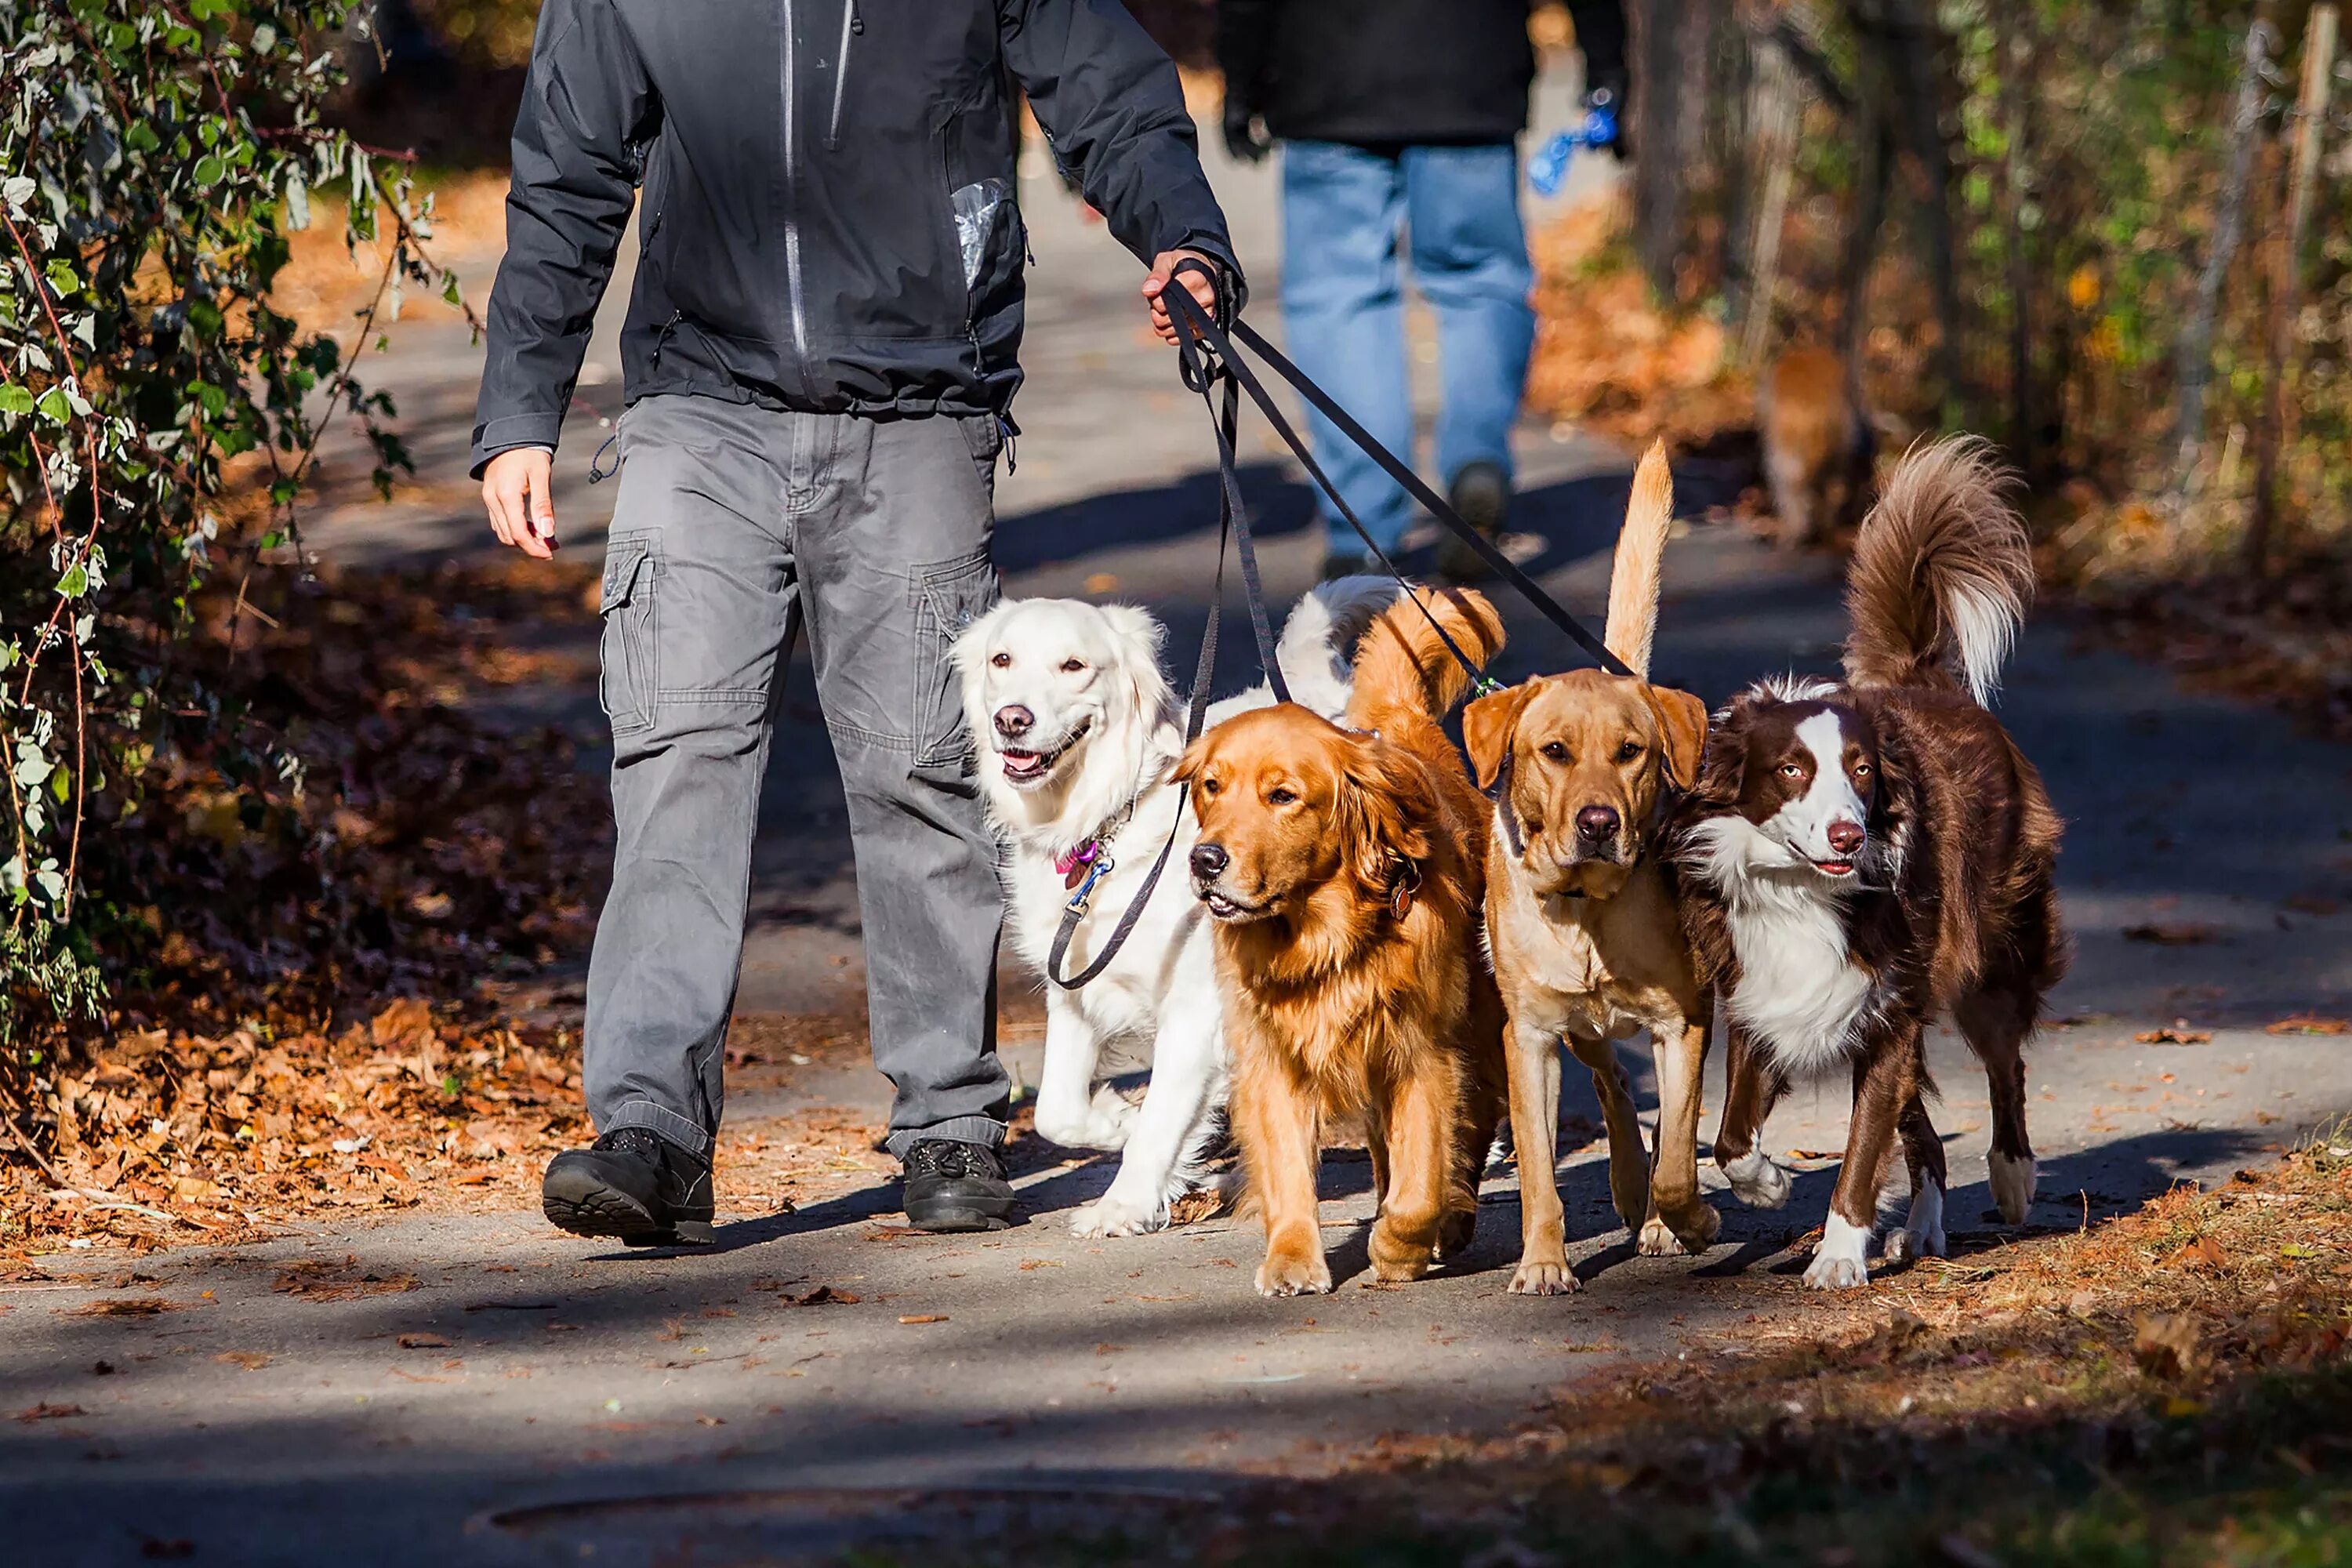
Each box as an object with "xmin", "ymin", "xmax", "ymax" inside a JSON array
[{"xmin": 1219, "ymin": 0, "xmax": 1627, "ymax": 578}]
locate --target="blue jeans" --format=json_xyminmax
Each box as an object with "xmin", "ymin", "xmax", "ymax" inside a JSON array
[{"xmin": 1279, "ymin": 140, "xmax": 1537, "ymax": 557}]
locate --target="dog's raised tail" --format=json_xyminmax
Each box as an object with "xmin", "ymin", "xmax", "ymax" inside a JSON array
[
  {"xmin": 1602, "ymin": 441, "xmax": 1674, "ymax": 678},
  {"xmin": 1844, "ymin": 436, "xmax": 2034, "ymax": 705},
  {"xmin": 1345, "ymin": 585, "xmax": 1506, "ymax": 733},
  {"xmin": 1273, "ymin": 575, "xmax": 1402, "ymax": 722}
]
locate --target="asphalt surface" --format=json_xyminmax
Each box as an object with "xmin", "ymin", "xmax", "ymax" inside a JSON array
[{"xmin": 6, "ymin": 70, "xmax": 2352, "ymax": 1568}]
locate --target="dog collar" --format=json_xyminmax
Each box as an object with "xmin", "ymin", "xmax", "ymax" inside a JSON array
[{"xmin": 1055, "ymin": 802, "xmax": 1136, "ymax": 890}]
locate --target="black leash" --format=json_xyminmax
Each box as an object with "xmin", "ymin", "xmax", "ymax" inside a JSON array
[
  {"xmin": 1161, "ymin": 268, "xmax": 1635, "ymax": 683},
  {"xmin": 1045, "ymin": 274, "xmax": 1253, "ymax": 989}
]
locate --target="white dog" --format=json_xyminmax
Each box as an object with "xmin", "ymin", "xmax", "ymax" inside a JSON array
[{"xmin": 952, "ymin": 579, "xmax": 1397, "ymax": 1236}]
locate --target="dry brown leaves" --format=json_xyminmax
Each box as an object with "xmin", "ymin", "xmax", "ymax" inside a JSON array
[
  {"xmin": 1522, "ymin": 198, "xmax": 1752, "ymax": 452},
  {"xmin": 1346, "ymin": 1145, "xmax": 2350, "ymax": 1486}
]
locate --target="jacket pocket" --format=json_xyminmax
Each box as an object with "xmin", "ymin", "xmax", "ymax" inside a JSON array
[
  {"xmin": 599, "ymin": 532, "xmax": 661, "ymax": 737},
  {"xmin": 910, "ymin": 546, "xmax": 997, "ymax": 770}
]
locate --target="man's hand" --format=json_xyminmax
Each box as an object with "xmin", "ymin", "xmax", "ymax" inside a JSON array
[
  {"xmin": 481, "ymin": 446, "xmax": 558, "ymax": 560},
  {"xmin": 1223, "ymin": 103, "xmax": 1272, "ymax": 165},
  {"xmin": 1142, "ymin": 249, "xmax": 1224, "ymax": 346}
]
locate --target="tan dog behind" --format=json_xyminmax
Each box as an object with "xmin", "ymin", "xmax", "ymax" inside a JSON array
[
  {"xmin": 1463, "ymin": 444, "xmax": 1718, "ymax": 1295},
  {"xmin": 1178, "ymin": 588, "xmax": 1508, "ymax": 1297},
  {"xmin": 1762, "ymin": 346, "xmax": 1875, "ymax": 550}
]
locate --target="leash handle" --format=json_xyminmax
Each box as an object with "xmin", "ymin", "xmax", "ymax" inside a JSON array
[{"xmin": 1166, "ymin": 287, "xmax": 1635, "ymax": 682}]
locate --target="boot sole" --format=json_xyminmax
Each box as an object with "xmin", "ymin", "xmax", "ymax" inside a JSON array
[
  {"xmin": 543, "ymin": 1174, "xmax": 715, "ymax": 1247},
  {"xmin": 904, "ymin": 1192, "xmax": 1015, "ymax": 1234}
]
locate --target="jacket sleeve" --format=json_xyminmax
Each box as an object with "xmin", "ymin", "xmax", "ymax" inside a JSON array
[
  {"xmin": 996, "ymin": 0, "xmax": 1243, "ymax": 293},
  {"xmin": 470, "ymin": 0, "xmax": 659, "ymax": 477},
  {"xmin": 1214, "ymin": 0, "xmax": 1275, "ymax": 119}
]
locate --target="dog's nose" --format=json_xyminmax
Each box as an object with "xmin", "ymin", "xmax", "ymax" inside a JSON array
[
  {"xmin": 993, "ymin": 704, "xmax": 1033, "ymax": 739},
  {"xmin": 1574, "ymin": 804, "xmax": 1621, "ymax": 842},
  {"xmin": 1189, "ymin": 843, "xmax": 1229, "ymax": 881},
  {"xmin": 1826, "ymin": 819, "xmax": 1866, "ymax": 855}
]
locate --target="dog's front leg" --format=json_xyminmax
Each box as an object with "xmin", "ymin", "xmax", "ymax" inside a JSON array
[
  {"xmin": 1714, "ymin": 1019, "xmax": 1793, "ymax": 1210},
  {"xmin": 1033, "ymin": 987, "xmax": 1119, "ymax": 1152},
  {"xmin": 1806, "ymin": 1022, "xmax": 1922, "ymax": 1290},
  {"xmin": 1236, "ymin": 1056, "xmax": 1329, "ymax": 1296},
  {"xmin": 1566, "ymin": 1032, "xmax": 1653, "ymax": 1239},
  {"xmin": 1504, "ymin": 1014, "xmax": 1573, "ymax": 1295},
  {"xmin": 1367, "ymin": 1066, "xmax": 1451, "ymax": 1283},
  {"xmin": 1641, "ymin": 1004, "xmax": 1722, "ymax": 1258},
  {"xmin": 1074, "ymin": 1004, "xmax": 1228, "ymax": 1239}
]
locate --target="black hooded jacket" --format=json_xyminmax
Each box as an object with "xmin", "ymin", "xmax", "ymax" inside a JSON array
[
  {"xmin": 470, "ymin": 0, "xmax": 1239, "ymax": 474},
  {"xmin": 1217, "ymin": 0, "xmax": 1626, "ymax": 148}
]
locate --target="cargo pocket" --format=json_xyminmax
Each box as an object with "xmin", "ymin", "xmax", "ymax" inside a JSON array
[
  {"xmin": 911, "ymin": 547, "xmax": 997, "ymax": 770},
  {"xmin": 598, "ymin": 532, "xmax": 660, "ymax": 738}
]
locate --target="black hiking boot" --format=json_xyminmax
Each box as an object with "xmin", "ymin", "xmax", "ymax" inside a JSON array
[
  {"xmin": 901, "ymin": 1138, "xmax": 1015, "ymax": 1233},
  {"xmin": 1436, "ymin": 459, "xmax": 1511, "ymax": 581},
  {"xmin": 542, "ymin": 1127, "xmax": 716, "ymax": 1246}
]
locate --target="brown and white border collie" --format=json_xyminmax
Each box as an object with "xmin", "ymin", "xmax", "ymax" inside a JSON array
[{"xmin": 1672, "ymin": 437, "xmax": 2068, "ymax": 1289}]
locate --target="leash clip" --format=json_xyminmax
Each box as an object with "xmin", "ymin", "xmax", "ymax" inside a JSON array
[{"xmin": 1065, "ymin": 851, "xmax": 1116, "ymax": 918}]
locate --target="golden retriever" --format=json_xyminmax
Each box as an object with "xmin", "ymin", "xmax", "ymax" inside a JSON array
[
  {"xmin": 1462, "ymin": 445, "xmax": 1719, "ymax": 1294},
  {"xmin": 1176, "ymin": 586, "xmax": 1508, "ymax": 1296}
]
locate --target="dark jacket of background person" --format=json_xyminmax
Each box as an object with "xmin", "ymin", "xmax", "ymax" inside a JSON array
[
  {"xmin": 1217, "ymin": 0, "xmax": 1627, "ymax": 148},
  {"xmin": 471, "ymin": 0, "xmax": 1240, "ymax": 474}
]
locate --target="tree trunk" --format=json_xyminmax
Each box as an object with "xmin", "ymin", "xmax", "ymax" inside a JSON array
[
  {"xmin": 1632, "ymin": 0, "xmax": 1690, "ymax": 296},
  {"xmin": 1739, "ymin": 33, "xmax": 1803, "ymax": 367},
  {"xmin": 1996, "ymin": 0, "xmax": 2037, "ymax": 474},
  {"xmin": 2172, "ymin": 2, "xmax": 2280, "ymax": 495},
  {"xmin": 1884, "ymin": 0, "xmax": 1965, "ymax": 416},
  {"xmin": 2246, "ymin": 2, "xmax": 2338, "ymax": 574}
]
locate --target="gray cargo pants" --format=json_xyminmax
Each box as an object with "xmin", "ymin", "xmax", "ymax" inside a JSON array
[{"xmin": 586, "ymin": 393, "xmax": 1008, "ymax": 1162}]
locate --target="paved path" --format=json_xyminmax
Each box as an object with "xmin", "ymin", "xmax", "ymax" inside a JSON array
[{"xmin": 9, "ymin": 73, "xmax": 2352, "ymax": 1568}]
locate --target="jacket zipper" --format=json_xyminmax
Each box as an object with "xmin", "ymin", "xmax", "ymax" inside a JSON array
[
  {"xmin": 824, "ymin": 0, "xmax": 860, "ymax": 151},
  {"xmin": 779, "ymin": 0, "xmax": 809, "ymax": 364}
]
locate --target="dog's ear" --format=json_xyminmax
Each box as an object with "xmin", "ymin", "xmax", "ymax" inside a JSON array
[
  {"xmin": 1098, "ymin": 603, "xmax": 1174, "ymax": 720},
  {"xmin": 1170, "ymin": 734, "xmax": 1207, "ymax": 789},
  {"xmin": 1642, "ymin": 684, "xmax": 1711, "ymax": 792},
  {"xmin": 1462, "ymin": 682, "xmax": 1538, "ymax": 791},
  {"xmin": 1340, "ymin": 736, "xmax": 1437, "ymax": 889},
  {"xmin": 949, "ymin": 602, "xmax": 1010, "ymax": 680},
  {"xmin": 1688, "ymin": 702, "xmax": 1746, "ymax": 808}
]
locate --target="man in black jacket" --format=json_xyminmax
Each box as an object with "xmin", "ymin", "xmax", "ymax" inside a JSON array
[
  {"xmin": 474, "ymin": 0, "xmax": 1237, "ymax": 1243},
  {"xmin": 1219, "ymin": 0, "xmax": 1624, "ymax": 577}
]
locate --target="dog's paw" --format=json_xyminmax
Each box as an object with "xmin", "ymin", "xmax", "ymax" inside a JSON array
[
  {"xmin": 1636, "ymin": 1217, "xmax": 1687, "ymax": 1257},
  {"xmin": 1069, "ymin": 1193, "xmax": 1166, "ymax": 1239},
  {"xmin": 1508, "ymin": 1257, "xmax": 1578, "ymax": 1295},
  {"xmin": 1254, "ymin": 1252, "xmax": 1334, "ymax": 1298},
  {"xmin": 1803, "ymin": 1214, "xmax": 1873, "ymax": 1290},
  {"xmin": 1885, "ymin": 1181, "xmax": 1946, "ymax": 1266},
  {"xmin": 1722, "ymin": 1150, "xmax": 1794, "ymax": 1210},
  {"xmin": 1988, "ymin": 1151, "xmax": 2037, "ymax": 1226},
  {"xmin": 1659, "ymin": 1200, "xmax": 1722, "ymax": 1257}
]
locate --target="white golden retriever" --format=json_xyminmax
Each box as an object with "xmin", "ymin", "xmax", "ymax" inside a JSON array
[{"xmin": 952, "ymin": 579, "xmax": 1396, "ymax": 1236}]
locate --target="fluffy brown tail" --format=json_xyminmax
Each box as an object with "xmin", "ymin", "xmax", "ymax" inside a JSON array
[
  {"xmin": 1345, "ymin": 586, "xmax": 1506, "ymax": 737},
  {"xmin": 1843, "ymin": 437, "xmax": 2034, "ymax": 705},
  {"xmin": 1602, "ymin": 441, "xmax": 1674, "ymax": 677}
]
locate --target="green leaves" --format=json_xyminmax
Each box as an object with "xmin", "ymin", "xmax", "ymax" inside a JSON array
[{"xmin": 0, "ymin": 0, "xmax": 464, "ymax": 1040}]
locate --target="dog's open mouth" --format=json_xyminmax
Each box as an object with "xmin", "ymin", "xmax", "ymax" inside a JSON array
[
  {"xmin": 1791, "ymin": 843, "xmax": 1859, "ymax": 878},
  {"xmin": 1199, "ymin": 887, "xmax": 1269, "ymax": 923},
  {"xmin": 995, "ymin": 719, "xmax": 1091, "ymax": 786}
]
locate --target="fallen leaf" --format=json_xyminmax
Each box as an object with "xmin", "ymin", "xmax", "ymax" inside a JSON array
[
  {"xmin": 396, "ymin": 1332, "xmax": 452, "ymax": 1350},
  {"xmin": 2280, "ymin": 1243, "xmax": 2320, "ymax": 1259},
  {"xmin": 75, "ymin": 1298, "xmax": 174, "ymax": 1317},
  {"xmin": 2124, "ymin": 922, "xmax": 2220, "ymax": 946},
  {"xmin": 2132, "ymin": 1312, "xmax": 2203, "ymax": 1380},
  {"xmin": 898, "ymin": 1314, "xmax": 949, "ymax": 1324},
  {"xmin": 15, "ymin": 1402, "xmax": 86, "ymax": 1421},
  {"xmin": 2136, "ymin": 1022, "xmax": 2213, "ymax": 1044},
  {"xmin": 2160, "ymin": 1236, "xmax": 2225, "ymax": 1271},
  {"xmin": 215, "ymin": 1351, "xmax": 271, "ymax": 1370},
  {"xmin": 1788, "ymin": 1148, "xmax": 1843, "ymax": 1162},
  {"xmin": 779, "ymin": 1286, "xmax": 858, "ymax": 1307},
  {"xmin": 2267, "ymin": 1014, "xmax": 2350, "ymax": 1036},
  {"xmin": 1167, "ymin": 1188, "xmax": 1228, "ymax": 1225},
  {"xmin": 1017, "ymin": 1258, "xmax": 1061, "ymax": 1272},
  {"xmin": 695, "ymin": 1414, "xmax": 724, "ymax": 1426}
]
